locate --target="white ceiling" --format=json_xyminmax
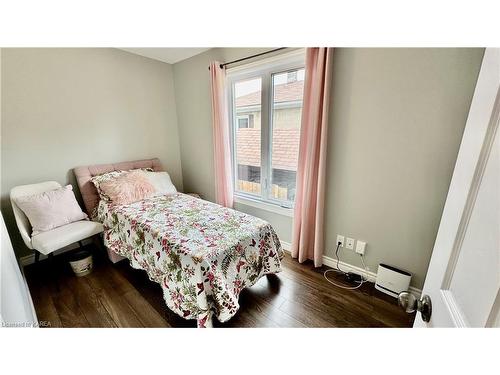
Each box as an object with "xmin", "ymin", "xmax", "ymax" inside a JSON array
[{"xmin": 120, "ymin": 48, "xmax": 210, "ymax": 64}]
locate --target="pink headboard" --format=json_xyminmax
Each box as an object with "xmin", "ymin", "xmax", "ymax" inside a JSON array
[{"xmin": 73, "ymin": 158, "xmax": 164, "ymax": 215}]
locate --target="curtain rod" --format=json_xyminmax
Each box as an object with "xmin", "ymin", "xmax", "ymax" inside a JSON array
[{"xmin": 208, "ymin": 48, "xmax": 287, "ymax": 70}]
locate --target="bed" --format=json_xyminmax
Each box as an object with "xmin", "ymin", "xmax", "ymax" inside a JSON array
[{"xmin": 74, "ymin": 158, "xmax": 284, "ymax": 327}]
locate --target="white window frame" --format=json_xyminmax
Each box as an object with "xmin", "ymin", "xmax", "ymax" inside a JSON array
[{"xmin": 227, "ymin": 49, "xmax": 305, "ymax": 210}]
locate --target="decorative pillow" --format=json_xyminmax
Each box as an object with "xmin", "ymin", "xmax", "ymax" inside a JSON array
[
  {"xmin": 98, "ymin": 170, "xmax": 156, "ymax": 205},
  {"xmin": 143, "ymin": 171, "xmax": 177, "ymax": 197},
  {"xmin": 90, "ymin": 168, "xmax": 155, "ymax": 202},
  {"xmin": 13, "ymin": 185, "xmax": 88, "ymax": 235},
  {"xmin": 90, "ymin": 170, "xmax": 127, "ymax": 202}
]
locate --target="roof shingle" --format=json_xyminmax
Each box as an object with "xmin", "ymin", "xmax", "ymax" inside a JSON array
[
  {"xmin": 236, "ymin": 128, "xmax": 300, "ymax": 171},
  {"xmin": 235, "ymin": 80, "xmax": 304, "ymax": 107}
]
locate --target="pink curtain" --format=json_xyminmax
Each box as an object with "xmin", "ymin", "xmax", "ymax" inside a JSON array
[
  {"xmin": 209, "ymin": 62, "xmax": 233, "ymax": 208},
  {"xmin": 291, "ymin": 48, "xmax": 334, "ymax": 267}
]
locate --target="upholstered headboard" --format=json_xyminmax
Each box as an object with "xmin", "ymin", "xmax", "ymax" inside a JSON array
[{"xmin": 73, "ymin": 158, "xmax": 164, "ymax": 215}]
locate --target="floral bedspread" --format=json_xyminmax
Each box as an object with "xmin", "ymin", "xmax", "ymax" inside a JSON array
[{"xmin": 96, "ymin": 193, "xmax": 284, "ymax": 327}]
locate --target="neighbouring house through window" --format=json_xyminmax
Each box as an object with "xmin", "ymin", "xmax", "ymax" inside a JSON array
[{"xmin": 227, "ymin": 51, "xmax": 305, "ymax": 208}]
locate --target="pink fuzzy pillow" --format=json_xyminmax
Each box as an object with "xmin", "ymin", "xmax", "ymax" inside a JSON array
[{"xmin": 99, "ymin": 170, "xmax": 155, "ymax": 205}]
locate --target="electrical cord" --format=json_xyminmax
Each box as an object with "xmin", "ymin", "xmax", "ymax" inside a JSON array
[
  {"xmin": 324, "ymin": 242, "xmax": 369, "ymax": 290},
  {"xmin": 334, "ymin": 241, "xmax": 347, "ymax": 274}
]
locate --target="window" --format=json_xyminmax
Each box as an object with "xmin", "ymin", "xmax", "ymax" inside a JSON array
[
  {"xmin": 228, "ymin": 52, "xmax": 305, "ymax": 208},
  {"xmin": 237, "ymin": 114, "xmax": 254, "ymax": 129},
  {"xmin": 237, "ymin": 115, "xmax": 250, "ymax": 128}
]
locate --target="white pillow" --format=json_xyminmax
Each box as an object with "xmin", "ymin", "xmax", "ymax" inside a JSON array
[{"xmin": 144, "ymin": 171, "xmax": 177, "ymax": 197}]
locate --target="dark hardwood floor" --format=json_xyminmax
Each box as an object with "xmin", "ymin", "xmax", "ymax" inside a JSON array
[{"xmin": 24, "ymin": 245, "xmax": 415, "ymax": 328}]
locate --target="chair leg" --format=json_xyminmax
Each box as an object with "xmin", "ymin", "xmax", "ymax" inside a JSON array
[
  {"xmin": 48, "ymin": 253, "xmax": 54, "ymax": 269},
  {"xmin": 47, "ymin": 253, "xmax": 59, "ymax": 291},
  {"xmin": 92, "ymin": 234, "xmax": 105, "ymax": 253}
]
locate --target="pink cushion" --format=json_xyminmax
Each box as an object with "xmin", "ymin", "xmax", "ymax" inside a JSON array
[
  {"xmin": 99, "ymin": 170, "xmax": 156, "ymax": 205},
  {"xmin": 90, "ymin": 170, "xmax": 128, "ymax": 202},
  {"xmin": 13, "ymin": 185, "xmax": 88, "ymax": 235}
]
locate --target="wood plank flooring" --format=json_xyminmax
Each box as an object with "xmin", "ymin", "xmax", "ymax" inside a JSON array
[{"xmin": 24, "ymin": 245, "xmax": 415, "ymax": 328}]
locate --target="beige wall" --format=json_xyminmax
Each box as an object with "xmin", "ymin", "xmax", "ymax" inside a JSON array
[
  {"xmin": 1, "ymin": 48, "xmax": 183, "ymax": 257},
  {"xmin": 173, "ymin": 48, "xmax": 484, "ymax": 289},
  {"xmin": 325, "ymin": 48, "xmax": 483, "ymax": 288}
]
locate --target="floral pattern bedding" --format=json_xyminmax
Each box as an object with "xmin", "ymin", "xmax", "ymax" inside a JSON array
[{"xmin": 96, "ymin": 193, "xmax": 284, "ymax": 327}]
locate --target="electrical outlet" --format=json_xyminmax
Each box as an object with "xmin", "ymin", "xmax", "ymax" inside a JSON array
[
  {"xmin": 356, "ymin": 240, "xmax": 367, "ymax": 255},
  {"xmin": 336, "ymin": 235, "xmax": 345, "ymax": 247},
  {"xmin": 346, "ymin": 237, "xmax": 355, "ymax": 250}
]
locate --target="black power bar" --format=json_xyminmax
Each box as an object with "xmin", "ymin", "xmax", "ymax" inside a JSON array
[{"xmin": 344, "ymin": 272, "xmax": 363, "ymax": 283}]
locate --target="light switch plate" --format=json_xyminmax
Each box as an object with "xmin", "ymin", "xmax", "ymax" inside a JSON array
[
  {"xmin": 346, "ymin": 237, "xmax": 355, "ymax": 250},
  {"xmin": 356, "ymin": 240, "xmax": 367, "ymax": 255}
]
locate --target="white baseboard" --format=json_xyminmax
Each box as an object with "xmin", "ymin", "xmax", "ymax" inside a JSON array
[
  {"xmin": 280, "ymin": 240, "xmax": 422, "ymax": 297},
  {"xmin": 19, "ymin": 238, "xmax": 93, "ymax": 267}
]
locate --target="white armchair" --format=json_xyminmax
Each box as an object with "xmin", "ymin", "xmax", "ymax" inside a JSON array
[{"xmin": 10, "ymin": 181, "xmax": 103, "ymax": 263}]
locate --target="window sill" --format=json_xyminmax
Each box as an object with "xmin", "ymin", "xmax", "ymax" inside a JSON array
[{"xmin": 233, "ymin": 195, "xmax": 294, "ymax": 218}]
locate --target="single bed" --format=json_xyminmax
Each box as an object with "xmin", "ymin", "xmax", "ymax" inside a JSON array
[{"xmin": 74, "ymin": 158, "xmax": 284, "ymax": 327}]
